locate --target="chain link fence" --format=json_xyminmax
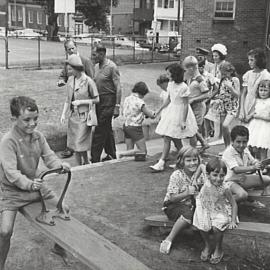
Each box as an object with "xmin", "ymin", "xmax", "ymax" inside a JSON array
[{"xmin": 0, "ymin": 34, "xmax": 181, "ymax": 69}]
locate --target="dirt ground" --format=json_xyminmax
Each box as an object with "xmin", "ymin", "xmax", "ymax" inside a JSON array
[{"xmin": 4, "ymin": 146, "xmax": 270, "ymax": 270}]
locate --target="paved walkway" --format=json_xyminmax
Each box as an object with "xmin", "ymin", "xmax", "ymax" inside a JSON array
[{"xmin": 57, "ymin": 137, "xmax": 224, "ymax": 167}]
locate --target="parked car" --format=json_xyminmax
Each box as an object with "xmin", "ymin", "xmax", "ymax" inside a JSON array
[
  {"xmin": 72, "ymin": 33, "xmax": 101, "ymax": 46},
  {"xmin": 14, "ymin": 28, "xmax": 42, "ymax": 39},
  {"xmin": 114, "ymin": 35, "xmax": 135, "ymax": 47},
  {"xmin": 137, "ymin": 39, "xmax": 161, "ymax": 51},
  {"xmin": 0, "ymin": 27, "xmax": 16, "ymax": 37}
]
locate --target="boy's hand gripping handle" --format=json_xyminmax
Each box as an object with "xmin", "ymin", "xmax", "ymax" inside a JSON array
[{"xmin": 36, "ymin": 167, "xmax": 71, "ymax": 226}]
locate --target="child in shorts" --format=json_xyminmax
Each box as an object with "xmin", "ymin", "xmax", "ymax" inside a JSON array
[
  {"xmin": 117, "ymin": 82, "xmax": 156, "ymax": 158},
  {"xmin": 222, "ymin": 125, "xmax": 270, "ymax": 207},
  {"xmin": 0, "ymin": 96, "xmax": 71, "ymax": 269}
]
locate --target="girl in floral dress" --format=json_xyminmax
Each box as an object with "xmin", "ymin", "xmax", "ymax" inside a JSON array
[
  {"xmin": 214, "ymin": 61, "xmax": 240, "ymax": 151},
  {"xmin": 193, "ymin": 158, "xmax": 238, "ymax": 264},
  {"xmin": 159, "ymin": 146, "xmax": 207, "ymax": 254}
]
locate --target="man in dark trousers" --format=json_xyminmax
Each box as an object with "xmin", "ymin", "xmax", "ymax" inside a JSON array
[
  {"xmin": 58, "ymin": 39, "xmax": 94, "ymax": 158},
  {"xmin": 91, "ymin": 45, "xmax": 121, "ymax": 162}
]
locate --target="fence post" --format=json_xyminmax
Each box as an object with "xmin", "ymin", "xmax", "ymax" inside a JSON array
[
  {"xmin": 151, "ymin": 37, "xmax": 154, "ymax": 63},
  {"xmin": 37, "ymin": 36, "xmax": 41, "ymax": 69},
  {"xmin": 5, "ymin": 37, "xmax": 8, "ymax": 69},
  {"xmin": 133, "ymin": 35, "xmax": 135, "ymax": 61},
  {"xmin": 112, "ymin": 37, "xmax": 115, "ymax": 62}
]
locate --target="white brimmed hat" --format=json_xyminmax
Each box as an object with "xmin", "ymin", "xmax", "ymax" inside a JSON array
[
  {"xmin": 211, "ymin": 43, "xmax": 227, "ymax": 56},
  {"xmin": 66, "ymin": 54, "xmax": 83, "ymax": 68}
]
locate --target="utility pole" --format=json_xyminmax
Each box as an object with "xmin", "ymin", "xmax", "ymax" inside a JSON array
[
  {"xmin": 177, "ymin": 0, "xmax": 180, "ymax": 34},
  {"xmin": 110, "ymin": 0, "xmax": 113, "ymax": 35},
  {"xmin": 5, "ymin": 0, "xmax": 9, "ymax": 69},
  {"xmin": 132, "ymin": 0, "xmax": 135, "ymax": 35}
]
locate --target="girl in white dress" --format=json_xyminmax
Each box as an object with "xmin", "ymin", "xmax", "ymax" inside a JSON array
[
  {"xmin": 239, "ymin": 48, "xmax": 270, "ymax": 123},
  {"xmin": 247, "ymin": 80, "xmax": 270, "ymax": 160},
  {"xmin": 150, "ymin": 63, "xmax": 197, "ymax": 172}
]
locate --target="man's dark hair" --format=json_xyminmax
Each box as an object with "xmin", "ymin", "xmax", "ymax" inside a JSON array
[
  {"xmin": 230, "ymin": 125, "xmax": 249, "ymax": 141},
  {"xmin": 10, "ymin": 96, "xmax": 38, "ymax": 117},
  {"xmin": 247, "ymin": 48, "xmax": 266, "ymax": 69},
  {"xmin": 95, "ymin": 45, "xmax": 106, "ymax": 54}
]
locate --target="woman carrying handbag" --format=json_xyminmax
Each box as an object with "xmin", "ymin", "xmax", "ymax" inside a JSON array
[{"xmin": 61, "ymin": 55, "xmax": 99, "ymax": 165}]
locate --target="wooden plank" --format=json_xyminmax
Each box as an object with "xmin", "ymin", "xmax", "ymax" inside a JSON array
[
  {"xmin": 248, "ymin": 189, "xmax": 270, "ymax": 201},
  {"xmin": 20, "ymin": 202, "xmax": 151, "ymax": 270},
  {"xmin": 144, "ymin": 215, "xmax": 270, "ymax": 239}
]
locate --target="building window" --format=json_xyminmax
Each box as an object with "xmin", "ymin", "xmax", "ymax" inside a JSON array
[
  {"xmin": 37, "ymin": 11, "xmax": 42, "ymax": 25},
  {"xmin": 57, "ymin": 14, "xmax": 64, "ymax": 26},
  {"xmin": 164, "ymin": 0, "xmax": 168, "ymax": 8},
  {"xmin": 17, "ymin": 8, "xmax": 22, "ymax": 21},
  {"xmin": 214, "ymin": 0, "xmax": 235, "ymax": 20},
  {"xmin": 266, "ymin": 1, "xmax": 270, "ymax": 49},
  {"xmin": 158, "ymin": 0, "xmax": 162, "ymax": 8},
  {"xmin": 28, "ymin": 10, "xmax": 33, "ymax": 23},
  {"xmin": 169, "ymin": 20, "xmax": 177, "ymax": 31},
  {"xmin": 46, "ymin": 14, "xmax": 48, "ymax": 25},
  {"xmin": 169, "ymin": 0, "xmax": 174, "ymax": 8},
  {"xmin": 11, "ymin": 6, "xmax": 16, "ymax": 21}
]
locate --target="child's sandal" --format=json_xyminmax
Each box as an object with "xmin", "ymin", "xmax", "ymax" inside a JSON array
[
  {"xmin": 159, "ymin": 240, "xmax": 172, "ymax": 254},
  {"xmin": 200, "ymin": 250, "xmax": 211, "ymax": 262},
  {"xmin": 209, "ymin": 252, "xmax": 224, "ymax": 264}
]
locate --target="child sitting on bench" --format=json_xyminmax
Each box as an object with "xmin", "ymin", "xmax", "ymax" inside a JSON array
[
  {"xmin": 222, "ymin": 125, "xmax": 270, "ymax": 208},
  {"xmin": 159, "ymin": 146, "xmax": 207, "ymax": 254},
  {"xmin": 193, "ymin": 158, "xmax": 238, "ymax": 264},
  {"xmin": 0, "ymin": 96, "xmax": 71, "ymax": 270}
]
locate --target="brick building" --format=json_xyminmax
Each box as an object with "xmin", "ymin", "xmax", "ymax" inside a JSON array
[{"xmin": 181, "ymin": 0, "xmax": 268, "ymax": 73}]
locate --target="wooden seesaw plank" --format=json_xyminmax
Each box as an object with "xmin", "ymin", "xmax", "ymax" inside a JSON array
[
  {"xmin": 248, "ymin": 189, "xmax": 270, "ymax": 201},
  {"xmin": 144, "ymin": 215, "xmax": 270, "ymax": 239},
  {"xmin": 20, "ymin": 202, "xmax": 151, "ymax": 270}
]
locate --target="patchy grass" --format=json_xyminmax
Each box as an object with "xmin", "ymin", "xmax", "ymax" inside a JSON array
[{"xmin": 0, "ymin": 62, "xmax": 169, "ymax": 148}]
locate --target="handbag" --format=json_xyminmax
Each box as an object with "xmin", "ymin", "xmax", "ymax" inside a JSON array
[
  {"xmin": 86, "ymin": 78, "xmax": 98, "ymax": 126},
  {"xmin": 87, "ymin": 102, "xmax": 98, "ymax": 126}
]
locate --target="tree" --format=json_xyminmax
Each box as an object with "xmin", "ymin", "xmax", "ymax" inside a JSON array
[
  {"xmin": 34, "ymin": 0, "xmax": 58, "ymax": 41},
  {"xmin": 76, "ymin": 0, "xmax": 118, "ymax": 32},
  {"xmin": 34, "ymin": 0, "xmax": 119, "ymax": 41}
]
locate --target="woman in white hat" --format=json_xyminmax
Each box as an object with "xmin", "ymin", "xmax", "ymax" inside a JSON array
[
  {"xmin": 211, "ymin": 43, "xmax": 227, "ymax": 80},
  {"xmin": 204, "ymin": 44, "xmax": 227, "ymax": 140},
  {"xmin": 60, "ymin": 55, "xmax": 99, "ymax": 165}
]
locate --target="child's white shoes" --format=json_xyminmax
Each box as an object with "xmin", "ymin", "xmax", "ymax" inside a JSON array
[
  {"xmin": 150, "ymin": 159, "xmax": 165, "ymax": 172},
  {"xmin": 160, "ymin": 239, "xmax": 172, "ymax": 254}
]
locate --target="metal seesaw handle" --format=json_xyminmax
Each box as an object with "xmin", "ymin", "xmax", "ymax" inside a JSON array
[{"xmin": 36, "ymin": 167, "xmax": 71, "ymax": 225}]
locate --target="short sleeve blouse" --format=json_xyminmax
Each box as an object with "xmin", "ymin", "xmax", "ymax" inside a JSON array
[
  {"xmin": 164, "ymin": 168, "xmax": 207, "ymax": 202},
  {"xmin": 123, "ymin": 93, "xmax": 145, "ymax": 126}
]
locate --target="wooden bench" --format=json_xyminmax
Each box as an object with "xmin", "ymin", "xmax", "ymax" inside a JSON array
[
  {"xmin": 144, "ymin": 214, "xmax": 270, "ymax": 239},
  {"xmin": 248, "ymin": 189, "xmax": 270, "ymax": 201},
  {"xmin": 20, "ymin": 201, "xmax": 151, "ymax": 270}
]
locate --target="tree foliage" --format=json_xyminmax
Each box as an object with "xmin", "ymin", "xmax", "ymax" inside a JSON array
[
  {"xmin": 34, "ymin": 0, "xmax": 119, "ymax": 40},
  {"xmin": 76, "ymin": 0, "xmax": 118, "ymax": 32}
]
